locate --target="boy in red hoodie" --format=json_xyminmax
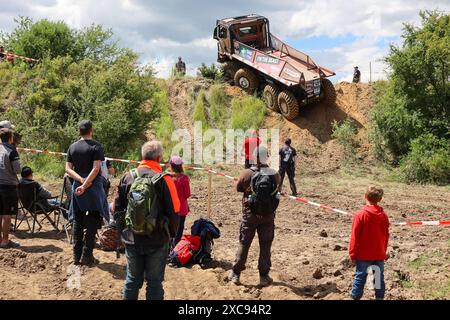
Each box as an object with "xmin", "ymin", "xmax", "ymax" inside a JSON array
[{"xmin": 349, "ymin": 185, "xmax": 390, "ymax": 300}]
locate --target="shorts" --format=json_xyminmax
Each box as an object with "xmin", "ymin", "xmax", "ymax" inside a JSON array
[{"xmin": 0, "ymin": 188, "xmax": 19, "ymax": 216}]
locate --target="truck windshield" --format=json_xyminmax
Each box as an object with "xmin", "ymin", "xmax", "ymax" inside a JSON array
[{"xmin": 238, "ymin": 26, "xmax": 258, "ymax": 35}]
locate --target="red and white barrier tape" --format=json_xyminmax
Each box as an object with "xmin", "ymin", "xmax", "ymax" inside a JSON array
[{"xmin": 17, "ymin": 147, "xmax": 449, "ymax": 226}]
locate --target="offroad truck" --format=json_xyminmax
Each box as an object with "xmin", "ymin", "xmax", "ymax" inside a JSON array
[{"xmin": 213, "ymin": 14, "xmax": 336, "ymax": 120}]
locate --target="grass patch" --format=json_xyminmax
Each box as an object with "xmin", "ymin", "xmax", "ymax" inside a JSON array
[
  {"xmin": 407, "ymin": 254, "xmax": 428, "ymax": 270},
  {"xmin": 152, "ymin": 86, "xmax": 174, "ymax": 160},
  {"xmin": 230, "ymin": 96, "xmax": 266, "ymax": 131}
]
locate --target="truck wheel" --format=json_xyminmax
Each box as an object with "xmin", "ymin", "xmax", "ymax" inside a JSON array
[
  {"xmin": 263, "ymin": 84, "xmax": 280, "ymax": 112},
  {"xmin": 234, "ymin": 68, "xmax": 259, "ymax": 94},
  {"xmin": 321, "ymin": 78, "xmax": 336, "ymax": 105},
  {"xmin": 223, "ymin": 62, "xmax": 239, "ymax": 84},
  {"xmin": 278, "ymin": 90, "xmax": 299, "ymax": 120}
]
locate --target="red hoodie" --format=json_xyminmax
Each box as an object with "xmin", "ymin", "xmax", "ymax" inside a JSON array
[{"xmin": 349, "ymin": 204, "xmax": 390, "ymax": 261}]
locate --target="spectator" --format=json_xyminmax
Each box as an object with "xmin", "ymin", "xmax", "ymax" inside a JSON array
[
  {"xmin": 353, "ymin": 66, "xmax": 361, "ymax": 83},
  {"xmin": 114, "ymin": 141, "xmax": 180, "ymax": 300},
  {"xmin": 0, "ymin": 46, "xmax": 5, "ymax": 61},
  {"xmin": 0, "ymin": 128, "xmax": 21, "ymax": 248},
  {"xmin": 278, "ymin": 138, "xmax": 298, "ymax": 196},
  {"xmin": 65, "ymin": 120, "xmax": 109, "ymax": 266},
  {"xmin": 100, "ymin": 159, "xmax": 115, "ymax": 196},
  {"xmin": 242, "ymin": 130, "xmax": 261, "ymax": 169},
  {"xmin": 6, "ymin": 50, "xmax": 14, "ymax": 65},
  {"xmin": 19, "ymin": 166, "xmax": 60, "ymax": 211},
  {"xmin": 175, "ymin": 57, "xmax": 186, "ymax": 75},
  {"xmin": 169, "ymin": 155, "xmax": 191, "ymax": 247},
  {"xmin": 230, "ymin": 146, "xmax": 281, "ymax": 287},
  {"xmin": 349, "ymin": 185, "xmax": 390, "ymax": 300}
]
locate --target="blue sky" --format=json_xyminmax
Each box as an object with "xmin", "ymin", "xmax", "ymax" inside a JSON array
[{"xmin": 0, "ymin": 0, "xmax": 448, "ymax": 82}]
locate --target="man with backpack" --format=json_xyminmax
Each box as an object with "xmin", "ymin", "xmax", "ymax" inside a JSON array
[
  {"xmin": 230, "ymin": 145, "xmax": 281, "ymax": 287},
  {"xmin": 278, "ymin": 138, "xmax": 298, "ymax": 196},
  {"xmin": 114, "ymin": 141, "xmax": 180, "ymax": 300}
]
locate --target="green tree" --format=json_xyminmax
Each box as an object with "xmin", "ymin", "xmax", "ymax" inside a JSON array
[
  {"xmin": 1, "ymin": 17, "xmax": 122, "ymax": 63},
  {"xmin": 371, "ymin": 11, "xmax": 449, "ymax": 183}
]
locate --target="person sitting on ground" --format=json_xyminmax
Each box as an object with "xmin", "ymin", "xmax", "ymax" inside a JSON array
[
  {"xmin": 169, "ymin": 155, "xmax": 191, "ymax": 248},
  {"xmin": 0, "ymin": 128, "xmax": 21, "ymax": 248},
  {"xmin": 19, "ymin": 166, "xmax": 60, "ymax": 211},
  {"xmin": 230, "ymin": 145, "xmax": 281, "ymax": 287},
  {"xmin": 114, "ymin": 140, "xmax": 180, "ymax": 300},
  {"xmin": 349, "ymin": 185, "xmax": 390, "ymax": 300}
]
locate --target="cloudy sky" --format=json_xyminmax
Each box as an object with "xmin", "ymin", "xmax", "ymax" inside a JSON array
[{"xmin": 1, "ymin": 0, "xmax": 449, "ymax": 82}]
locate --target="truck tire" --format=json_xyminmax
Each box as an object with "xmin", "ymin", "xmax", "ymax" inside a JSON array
[
  {"xmin": 263, "ymin": 84, "xmax": 280, "ymax": 112},
  {"xmin": 321, "ymin": 78, "xmax": 336, "ymax": 105},
  {"xmin": 223, "ymin": 62, "xmax": 239, "ymax": 84},
  {"xmin": 234, "ymin": 68, "xmax": 259, "ymax": 94},
  {"xmin": 278, "ymin": 90, "xmax": 299, "ymax": 120}
]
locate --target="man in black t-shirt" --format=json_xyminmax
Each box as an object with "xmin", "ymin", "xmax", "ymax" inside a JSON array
[
  {"xmin": 278, "ymin": 138, "xmax": 298, "ymax": 196},
  {"xmin": 65, "ymin": 120, "xmax": 109, "ymax": 266}
]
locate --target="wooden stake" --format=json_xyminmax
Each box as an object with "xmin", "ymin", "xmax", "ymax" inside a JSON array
[{"xmin": 207, "ymin": 171, "xmax": 212, "ymax": 219}]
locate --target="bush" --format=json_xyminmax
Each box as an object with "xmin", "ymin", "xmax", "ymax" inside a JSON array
[
  {"xmin": 197, "ymin": 63, "xmax": 222, "ymax": 80},
  {"xmin": 193, "ymin": 90, "xmax": 209, "ymax": 129},
  {"xmin": 152, "ymin": 87, "xmax": 174, "ymax": 159},
  {"xmin": 399, "ymin": 134, "xmax": 450, "ymax": 184},
  {"xmin": 230, "ymin": 96, "xmax": 266, "ymax": 130},
  {"xmin": 208, "ymin": 84, "xmax": 228, "ymax": 128},
  {"xmin": 370, "ymin": 81, "xmax": 422, "ymax": 163},
  {"xmin": 332, "ymin": 118, "xmax": 359, "ymax": 163}
]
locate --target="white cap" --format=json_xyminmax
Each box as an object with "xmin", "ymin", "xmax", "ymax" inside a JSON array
[{"xmin": 0, "ymin": 120, "xmax": 15, "ymax": 130}]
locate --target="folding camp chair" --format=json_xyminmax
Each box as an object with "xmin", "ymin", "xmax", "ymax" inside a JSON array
[
  {"xmin": 14, "ymin": 182, "xmax": 60, "ymax": 235},
  {"xmin": 56, "ymin": 175, "xmax": 73, "ymax": 243}
]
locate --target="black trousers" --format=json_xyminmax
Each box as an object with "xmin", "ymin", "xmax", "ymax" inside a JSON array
[
  {"xmin": 233, "ymin": 212, "xmax": 275, "ymax": 276},
  {"xmin": 73, "ymin": 210, "xmax": 101, "ymax": 259},
  {"xmin": 279, "ymin": 164, "xmax": 297, "ymax": 195}
]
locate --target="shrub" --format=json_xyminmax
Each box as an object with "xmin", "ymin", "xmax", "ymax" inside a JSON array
[
  {"xmin": 230, "ymin": 96, "xmax": 266, "ymax": 130},
  {"xmin": 193, "ymin": 90, "xmax": 209, "ymax": 129},
  {"xmin": 208, "ymin": 84, "xmax": 228, "ymax": 128},
  {"xmin": 197, "ymin": 63, "xmax": 222, "ymax": 80},
  {"xmin": 332, "ymin": 118, "xmax": 359, "ymax": 164},
  {"xmin": 398, "ymin": 134, "xmax": 450, "ymax": 184}
]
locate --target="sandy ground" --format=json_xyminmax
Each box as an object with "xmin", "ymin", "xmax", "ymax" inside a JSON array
[{"xmin": 0, "ymin": 169, "xmax": 449, "ymax": 300}]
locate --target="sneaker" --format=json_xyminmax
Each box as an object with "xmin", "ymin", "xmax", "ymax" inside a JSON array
[
  {"xmin": 229, "ymin": 271, "xmax": 241, "ymax": 285},
  {"xmin": 259, "ymin": 274, "xmax": 273, "ymax": 287}
]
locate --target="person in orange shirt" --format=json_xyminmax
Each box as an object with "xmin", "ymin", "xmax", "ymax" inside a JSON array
[
  {"xmin": 242, "ymin": 130, "xmax": 261, "ymax": 168},
  {"xmin": 114, "ymin": 141, "xmax": 180, "ymax": 300}
]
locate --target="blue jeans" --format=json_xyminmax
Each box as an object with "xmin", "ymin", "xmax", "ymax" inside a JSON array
[
  {"xmin": 123, "ymin": 243, "xmax": 169, "ymax": 300},
  {"xmin": 352, "ymin": 260, "xmax": 385, "ymax": 300}
]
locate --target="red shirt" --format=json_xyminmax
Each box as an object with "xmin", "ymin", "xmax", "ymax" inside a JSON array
[
  {"xmin": 243, "ymin": 137, "xmax": 261, "ymax": 160},
  {"xmin": 349, "ymin": 204, "xmax": 390, "ymax": 261},
  {"xmin": 172, "ymin": 173, "xmax": 191, "ymax": 216}
]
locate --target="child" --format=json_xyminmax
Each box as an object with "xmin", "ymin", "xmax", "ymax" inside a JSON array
[
  {"xmin": 170, "ymin": 155, "xmax": 191, "ymax": 247},
  {"xmin": 349, "ymin": 185, "xmax": 390, "ymax": 300}
]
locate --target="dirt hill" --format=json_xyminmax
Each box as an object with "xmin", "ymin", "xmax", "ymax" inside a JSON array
[{"xmin": 165, "ymin": 78, "xmax": 375, "ymax": 174}]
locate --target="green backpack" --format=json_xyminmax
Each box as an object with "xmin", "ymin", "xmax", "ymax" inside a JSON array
[{"xmin": 125, "ymin": 169, "xmax": 167, "ymax": 236}]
